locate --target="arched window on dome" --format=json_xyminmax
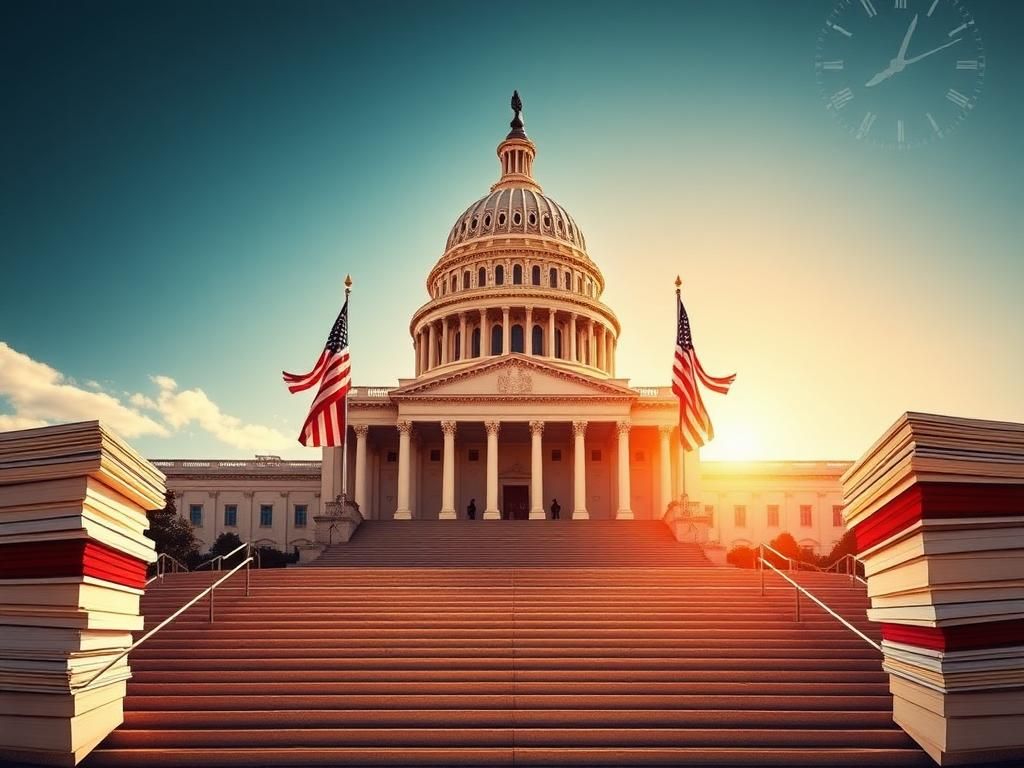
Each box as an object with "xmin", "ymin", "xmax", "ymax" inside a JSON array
[
  {"xmin": 531, "ymin": 325, "xmax": 543, "ymax": 355},
  {"xmin": 490, "ymin": 324, "xmax": 503, "ymax": 355},
  {"xmin": 495, "ymin": 265, "xmax": 505, "ymax": 285},
  {"xmin": 463, "ymin": 271, "xmax": 471, "ymax": 291},
  {"xmin": 453, "ymin": 332, "xmax": 461, "ymax": 362},
  {"xmin": 451, "ymin": 274, "xmax": 458, "ymax": 293},
  {"xmin": 513, "ymin": 264, "xmax": 523, "ymax": 285},
  {"xmin": 576, "ymin": 275, "xmax": 583, "ymax": 293},
  {"xmin": 554, "ymin": 329, "xmax": 563, "ymax": 359},
  {"xmin": 471, "ymin": 327, "xmax": 481, "ymax": 358},
  {"xmin": 478, "ymin": 266, "xmax": 486, "ymax": 287},
  {"xmin": 585, "ymin": 278, "xmax": 591, "ymax": 296},
  {"xmin": 511, "ymin": 324, "xmax": 525, "ymax": 353},
  {"xmin": 441, "ymin": 281, "xmax": 446, "ymax": 296},
  {"xmin": 564, "ymin": 271, "xmax": 571, "ymax": 290},
  {"xmin": 531, "ymin": 265, "xmax": 541, "ymax": 286},
  {"xmin": 549, "ymin": 267, "xmax": 557, "ymax": 288}
]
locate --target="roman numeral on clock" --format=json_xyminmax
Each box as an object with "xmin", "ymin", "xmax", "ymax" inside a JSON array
[
  {"xmin": 856, "ymin": 111, "xmax": 877, "ymax": 139},
  {"xmin": 860, "ymin": 0, "xmax": 877, "ymax": 17},
  {"xmin": 946, "ymin": 89, "xmax": 970, "ymax": 109},
  {"xmin": 894, "ymin": 0, "xmax": 907, "ymax": 9},
  {"xmin": 821, "ymin": 60, "xmax": 844, "ymax": 70},
  {"xmin": 956, "ymin": 60, "xmax": 979, "ymax": 70},
  {"xmin": 829, "ymin": 88, "xmax": 854, "ymax": 110},
  {"xmin": 897, "ymin": 119, "xmax": 905, "ymax": 145}
]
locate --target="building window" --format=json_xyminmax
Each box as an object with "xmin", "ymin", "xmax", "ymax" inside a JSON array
[
  {"xmin": 463, "ymin": 271, "xmax": 471, "ymax": 290},
  {"xmin": 386, "ymin": 451, "xmax": 397, "ymax": 463},
  {"xmin": 767, "ymin": 505, "xmax": 780, "ymax": 527},
  {"xmin": 734, "ymin": 505, "xmax": 747, "ymax": 527},
  {"xmin": 223, "ymin": 504, "xmax": 237, "ymax": 527},
  {"xmin": 478, "ymin": 266, "xmax": 486, "ymax": 287},
  {"xmin": 294, "ymin": 505, "xmax": 308, "ymax": 528},
  {"xmin": 468, "ymin": 449, "xmax": 480, "ymax": 462},
  {"xmin": 564, "ymin": 270, "xmax": 571, "ymax": 289},
  {"xmin": 189, "ymin": 504, "xmax": 203, "ymax": 527},
  {"xmin": 513, "ymin": 264, "xmax": 523, "ymax": 284},
  {"xmin": 260, "ymin": 504, "xmax": 273, "ymax": 527},
  {"xmin": 833, "ymin": 505, "xmax": 844, "ymax": 527},
  {"xmin": 531, "ymin": 265, "xmax": 541, "ymax": 285},
  {"xmin": 549, "ymin": 267, "xmax": 557, "ymax": 287},
  {"xmin": 471, "ymin": 327, "xmax": 481, "ymax": 357},
  {"xmin": 554, "ymin": 328, "xmax": 562, "ymax": 358},
  {"xmin": 591, "ymin": 449, "xmax": 602, "ymax": 462},
  {"xmin": 800, "ymin": 505, "xmax": 813, "ymax": 527},
  {"xmin": 551, "ymin": 449, "xmax": 562, "ymax": 462},
  {"xmin": 451, "ymin": 275, "xmax": 457, "ymax": 293},
  {"xmin": 576, "ymin": 275, "xmax": 583, "ymax": 292},
  {"xmin": 429, "ymin": 449, "xmax": 441, "ymax": 462},
  {"xmin": 511, "ymin": 324, "xmax": 524, "ymax": 353},
  {"xmin": 495, "ymin": 265, "xmax": 504, "ymax": 285},
  {"xmin": 531, "ymin": 325, "xmax": 543, "ymax": 355},
  {"xmin": 491, "ymin": 325, "xmax": 503, "ymax": 354}
]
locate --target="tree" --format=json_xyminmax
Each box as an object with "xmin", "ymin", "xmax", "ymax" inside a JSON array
[
  {"xmin": 726, "ymin": 544, "xmax": 757, "ymax": 569},
  {"xmin": 146, "ymin": 490, "xmax": 200, "ymax": 568}
]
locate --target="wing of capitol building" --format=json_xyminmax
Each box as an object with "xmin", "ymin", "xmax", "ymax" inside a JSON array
[{"xmin": 154, "ymin": 96, "xmax": 850, "ymax": 560}]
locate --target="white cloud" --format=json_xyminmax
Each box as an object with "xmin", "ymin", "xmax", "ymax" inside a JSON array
[
  {"xmin": 0, "ymin": 341, "xmax": 295, "ymax": 453},
  {"xmin": 0, "ymin": 342, "xmax": 168, "ymax": 437},
  {"xmin": 144, "ymin": 376, "xmax": 294, "ymax": 452}
]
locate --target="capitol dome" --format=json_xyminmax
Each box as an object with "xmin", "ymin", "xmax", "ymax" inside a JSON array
[
  {"xmin": 445, "ymin": 187, "xmax": 587, "ymax": 252},
  {"xmin": 410, "ymin": 92, "xmax": 619, "ymax": 381}
]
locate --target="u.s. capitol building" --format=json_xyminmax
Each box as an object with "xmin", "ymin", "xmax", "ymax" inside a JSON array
[{"xmin": 155, "ymin": 95, "xmax": 850, "ymax": 558}]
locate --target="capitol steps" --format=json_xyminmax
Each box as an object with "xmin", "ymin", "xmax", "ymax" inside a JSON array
[
  {"xmin": 78, "ymin": 565, "xmax": 935, "ymax": 768},
  {"xmin": 308, "ymin": 519, "xmax": 712, "ymax": 567}
]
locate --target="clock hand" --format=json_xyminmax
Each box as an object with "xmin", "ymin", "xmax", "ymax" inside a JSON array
[
  {"xmin": 904, "ymin": 38, "xmax": 962, "ymax": 65},
  {"xmin": 896, "ymin": 14, "xmax": 918, "ymax": 62},
  {"xmin": 865, "ymin": 64, "xmax": 897, "ymax": 87}
]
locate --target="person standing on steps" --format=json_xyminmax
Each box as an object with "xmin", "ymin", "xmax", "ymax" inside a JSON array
[
  {"xmin": 466, "ymin": 498, "xmax": 476, "ymax": 520},
  {"xmin": 550, "ymin": 498, "xmax": 560, "ymax": 520}
]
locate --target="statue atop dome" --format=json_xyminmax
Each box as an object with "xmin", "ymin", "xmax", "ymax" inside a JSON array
[{"xmin": 507, "ymin": 90, "xmax": 527, "ymax": 139}]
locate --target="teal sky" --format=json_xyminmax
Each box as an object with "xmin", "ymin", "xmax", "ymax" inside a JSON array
[{"xmin": 1, "ymin": 0, "xmax": 1022, "ymax": 461}]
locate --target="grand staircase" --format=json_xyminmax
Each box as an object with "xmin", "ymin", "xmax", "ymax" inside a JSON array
[
  {"xmin": 81, "ymin": 523, "xmax": 931, "ymax": 767},
  {"xmin": 311, "ymin": 519, "xmax": 712, "ymax": 567}
]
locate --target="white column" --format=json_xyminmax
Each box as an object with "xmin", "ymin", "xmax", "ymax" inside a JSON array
[
  {"xmin": 572, "ymin": 420, "xmax": 588, "ymax": 520},
  {"xmin": 409, "ymin": 429, "xmax": 420, "ymax": 518},
  {"xmin": 547, "ymin": 310, "xmax": 556, "ymax": 358},
  {"xmin": 569, "ymin": 314, "xmax": 578, "ymax": 362},
  {"xmin": 484, "ymin": 420, "xmax": 501, "ymax": 519},
  {"xmin": 597, "ymin": 326, "xmax": 606, "ymax": 371},
  {"xmin": 459, "ymin": 313, "xmax": 467, "ymax": 361},
  {"xmin": 353, "ymin": 424, "xmax": 369, "ymax": 511},
  {"xmin": 501, "ymin": 306, "xmax": 510, "ymax": 355},
  {"xmin": 480, "ymin": 308, "xmax": 490, "ymax": 356},
  {"xmin": 525, "ymin": 306, "xmax": 533, "ymax": 354},
  {"xmin": 587, "ymin": 321, "xmax": 596, "ymax": 367},
  {"xmin": 394, "ymin": 420, "xmax": 412, "ymax": 520},
  {"xmin": 439, "ymin": 421, "xmax": 457, "ymax": 519},
  {"xmin": 529, "ymin": 420, "xmax": 545, "ymax": 519},
  {"xmin": 658, "ymin": 425, "xmax": 672, "ymax": 519},
  {"xmin": 616, "ymin": 421, "xmax": 634, "ymax": 519},
  {"xmin": 441, "ymin": 317, "xmax": 449, "ymax": 365},
  {"xmin": 427, "ymin": 324, "xmax": 437, "ymax": 370}
]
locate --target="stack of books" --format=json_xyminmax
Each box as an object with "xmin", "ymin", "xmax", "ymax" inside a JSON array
[
  {"xmin": 0, "ymin": 421, "xmax": 165, "ymax": 766},
  {"xmin": 842, "ymin": 412, "xmax": 1024, "ymax": 766}
]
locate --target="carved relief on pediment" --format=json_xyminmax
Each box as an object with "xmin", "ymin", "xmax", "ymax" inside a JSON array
[{"xmin": 497, "ymin": 365, "xmax": 532, "ymax": 394}]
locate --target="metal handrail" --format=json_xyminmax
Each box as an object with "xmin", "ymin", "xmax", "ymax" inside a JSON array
[
  {"xmin": 195, "ymin": 541, "xmax": 259, "ymax": 571},
  {"xmin": 759, "ymin": 544, "xmax": 866, "ymax": 584},
  {"xmin": 146, "ymin": 552, "xmax": 190, "ymax": 586},
  {"xmin": 73, "ymin": 555, "xmax": 254, "ymax": 693},
  {"xmin": 758, "ymin": 545, "xmax": 880, "ymax": 652}
]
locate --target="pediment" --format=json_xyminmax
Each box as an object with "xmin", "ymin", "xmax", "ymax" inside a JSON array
[{"xmin": 390, "ymin": 355, "xmax": 638, "ymax": 401}]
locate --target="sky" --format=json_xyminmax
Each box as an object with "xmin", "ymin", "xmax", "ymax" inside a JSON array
[{"xmin": 1, "ymin": 0, "xmax": 1021, "ymax": 462}]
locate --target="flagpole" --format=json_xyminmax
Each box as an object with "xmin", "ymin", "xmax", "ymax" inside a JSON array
[{"xmin": 341, "ymin": 274, "xmax": 352, "ymax": 502}]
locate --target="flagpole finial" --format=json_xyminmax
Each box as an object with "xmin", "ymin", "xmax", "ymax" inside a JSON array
[
  {"xmin": 675, "ymin": 275, "xmax": 682, "ymax": 294},
  {"xmin": 344, "ymin": 274, "xmax": 353, "ymax": 297}
]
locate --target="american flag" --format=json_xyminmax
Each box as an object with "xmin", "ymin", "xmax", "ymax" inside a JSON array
[
  {"xmin": 672, "ymin": 292, "xmax": 735, "ymax": 451},
  {"xmin": 282, "ymin": 299, "xmax": 352, "ymax": 447}
]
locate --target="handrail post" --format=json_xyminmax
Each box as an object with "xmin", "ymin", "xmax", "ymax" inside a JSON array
[
  {"xmin": 759, "ymin": 545, "xmax": 765, "ymax": 596},
  {"xmin": 795, "ymin": 585, "xmax": 801, "ymax": 622},
  {"xmin": 209, "ymin": 585, "xmax": 215, "ymax": 623},
  {"xmin": 245, "ymin": 546, "xmax": 251, "ymax": 597}
]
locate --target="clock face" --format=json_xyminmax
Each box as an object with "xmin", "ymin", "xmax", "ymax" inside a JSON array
[{"xmin": 816, "ymin": 0, "xmax": 985, "ymax": 148}]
